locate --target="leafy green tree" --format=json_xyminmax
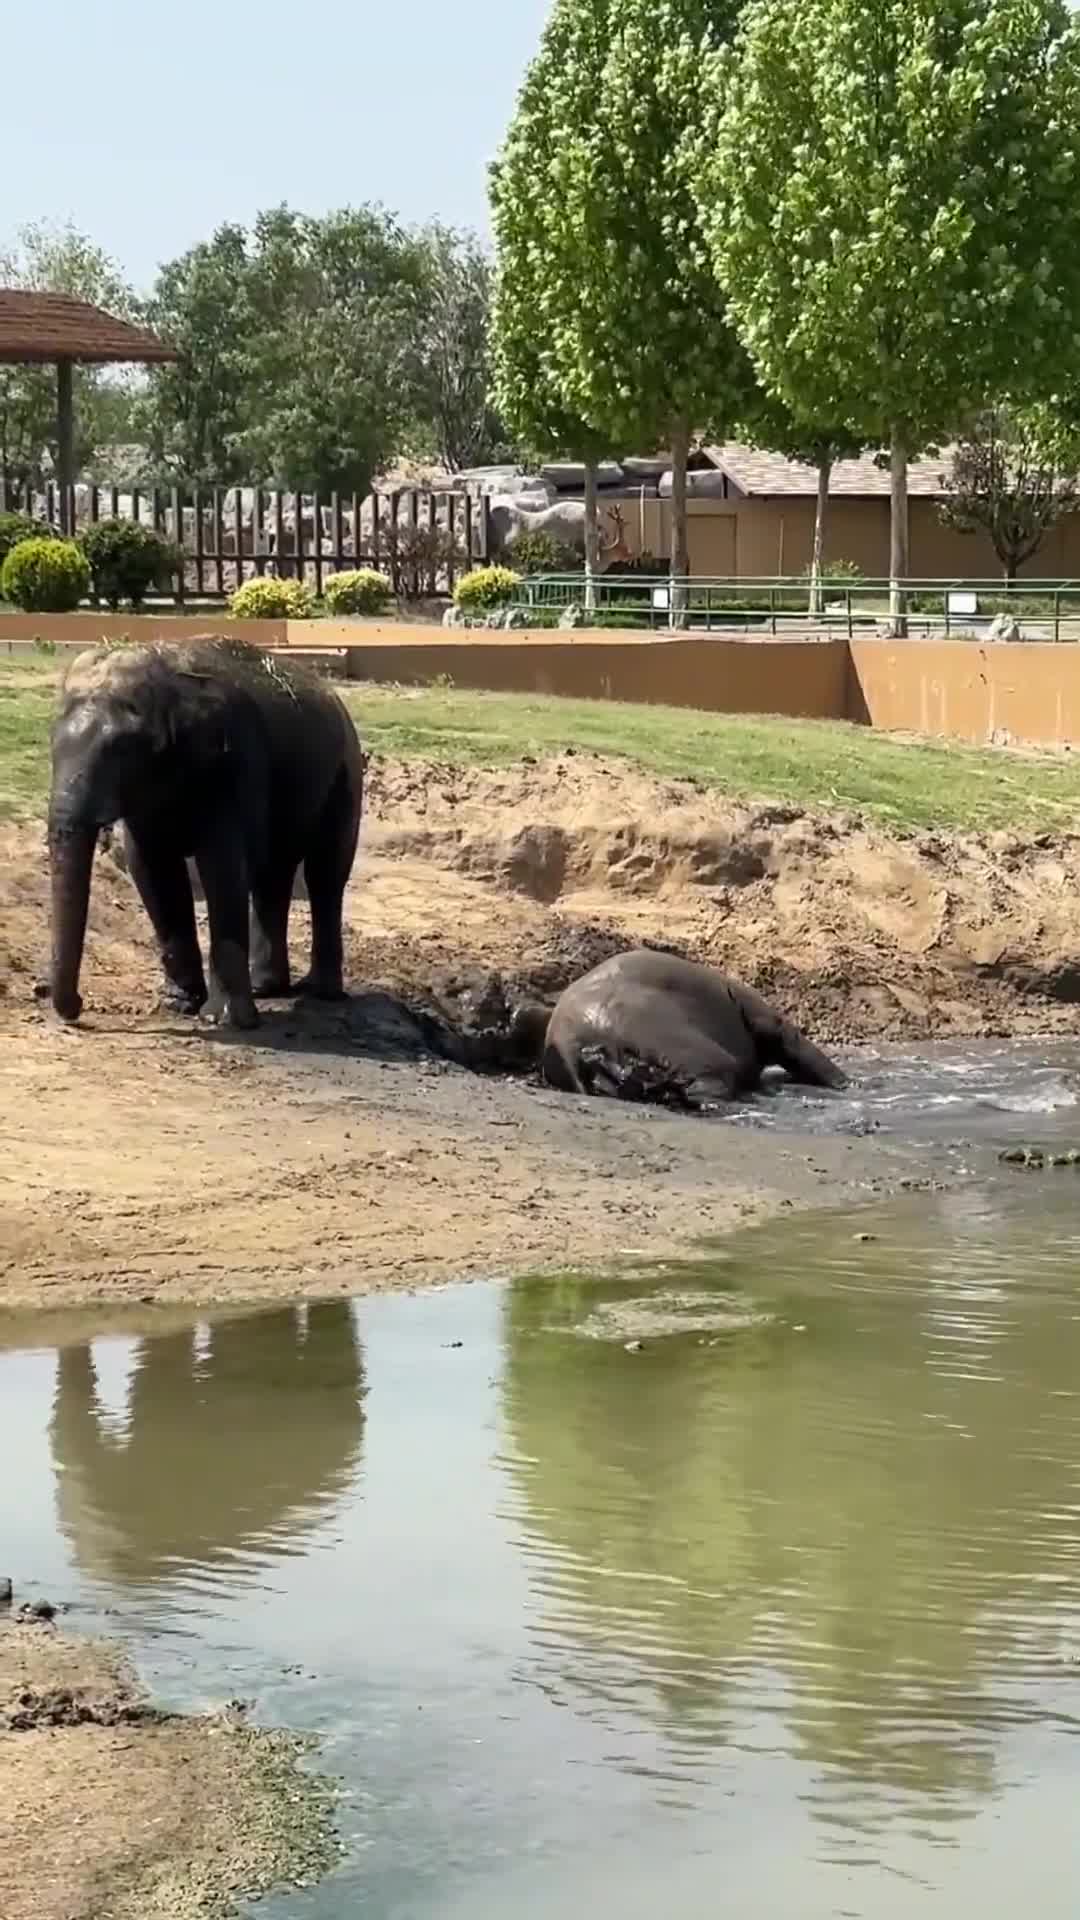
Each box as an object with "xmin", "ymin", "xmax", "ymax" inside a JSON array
[
  {"xmin": 737, "ymin": 389, "xmax": 866, "ymax": 609},
  {"xmin": 404, "ymin": 224, "xmax": 514, "ymax": 473},
  {"xmin": 136, "ymin": 223, "xmax": 252, "ymax": 483},
  {"xmin": 490, "ymin": 133, "xmax": 616, "ymax": 609},
  {"xmin": 0, "ymin": 220, "xmax": 140, "ymax": 491},
  {"xmin": 939, "ymin": 404, "xmax": 1080, "ymax": 580},
  {"xmin": 699, "ymin": 0, "xmax": 1080, "ymax": 632},
  {"xmin": 139, "ymin": 206, "xmax": 427, "ymax": 494},
  {"xmin": 491, "ymin": 0, "xmax": 752, "ymax": 624}
]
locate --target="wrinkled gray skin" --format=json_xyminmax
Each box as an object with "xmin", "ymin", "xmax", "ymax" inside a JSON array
[
  {"xmin": 48, "ymin": 637, "xmax": 363, "ymax": 1030},
  {"xmin": 531, "ymin": 950, "xmax": 847, "ymax": 1105}
]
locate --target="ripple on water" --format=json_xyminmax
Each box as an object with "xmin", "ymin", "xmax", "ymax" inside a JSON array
[{"xmin": 5, "ymin": 1138, "xmax": 1080, "ymax": 1916}]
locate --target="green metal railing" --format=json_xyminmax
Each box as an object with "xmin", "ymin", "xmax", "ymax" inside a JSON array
[{"xmin": 512, "ymin": 574, "xmax": 1080, "ymax": 642}]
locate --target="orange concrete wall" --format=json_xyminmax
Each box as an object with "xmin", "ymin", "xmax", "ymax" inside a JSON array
[
  {"xmin": 12, "ymin": 609, "xmax": 1080, "ymax": 749},
  {"xmin": 338, "ymin": 633, "xmax": 850, "ymax": 720},
  {"xmin": 0, "ymin": 612, "xmax": 286, "ymax": 648},
  {"xmin": 849, "ymin": 639, "xmax": 1080, "ymax": 746}
]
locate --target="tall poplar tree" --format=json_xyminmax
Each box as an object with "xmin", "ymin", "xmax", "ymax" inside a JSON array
[
  {"xmin": 492, "ymin": 0, "xmax": 752, "ymax": 624},
  {"xmin": 700, "ymin": 0, "xmax": 1080, "ymax": 630}
]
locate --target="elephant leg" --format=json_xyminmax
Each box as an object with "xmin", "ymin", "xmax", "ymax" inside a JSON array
[
  {"xmin": 123, "ymin": 825, "xmax": 207, "ymax": 1014},
  {"xmin": 193, "ymin": 824, "xmax": 258, "ymax": 1030},
  {"xmin": 297, "ymin": 775, "xmax": 360, "ymax": 1001},
  {"xmin": 770, "ymin": 1018, "xmax": 848, "ymax": 1090},
  {"xmin": 250, "ymin": 859, "xmax": 298, "ymax": 997}
]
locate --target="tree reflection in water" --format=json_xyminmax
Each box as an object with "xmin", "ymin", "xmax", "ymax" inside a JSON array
[
  {"xmin": 50, "ymin": 1302, "xmax": 365, "ymax": 1590},
  {"xmin": 499, "ymin": 1194, "xmax": 1080, "ymax": 1835}
]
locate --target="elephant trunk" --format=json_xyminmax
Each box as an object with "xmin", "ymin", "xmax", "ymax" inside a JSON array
[{"xmin": 48, "ymin": 809, "xmax": 99, "ymax": 1023}]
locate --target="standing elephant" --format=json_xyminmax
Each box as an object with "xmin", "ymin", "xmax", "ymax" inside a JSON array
[
  {"xmin": 533, "ymin": 949, "xmax": 847, "ymax": 1103},
  {"xmin": 48, "ymin": 636, "xmax": 364, "ymax": 1029}
]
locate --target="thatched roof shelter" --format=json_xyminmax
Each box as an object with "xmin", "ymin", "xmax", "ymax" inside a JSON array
[{"xmin": 0, "ymin": 291, "xmax": 177, "ymax": 530}]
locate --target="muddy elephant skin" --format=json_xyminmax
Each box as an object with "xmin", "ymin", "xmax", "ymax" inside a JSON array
[
  {"xmin": 539, "ymin": 950, "xmax": 848, "ymax": 1105},
  {"xmin": 48, "ymin": 637, "xmax": 364, "ymax": 1029}
]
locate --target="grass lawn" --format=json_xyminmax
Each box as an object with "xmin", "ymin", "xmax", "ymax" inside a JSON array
[{"xmin": 3, "ymin": 652, "xmax": 1080, "ymax": 833}]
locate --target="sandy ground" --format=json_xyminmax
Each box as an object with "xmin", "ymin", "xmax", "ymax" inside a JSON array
[
  {"xmin": 0, "ymin": 1620, "xmax": 334, "ymax": 1920},
  {"xmin": 4, "ymin": 749, "xmax": 1077, "ymax": 1913},
  {"xmin": 3, "ymin": 750, "xmax": 1078, "ymax": 1313}
]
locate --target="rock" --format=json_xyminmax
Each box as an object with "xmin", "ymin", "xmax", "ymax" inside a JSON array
[
  {"xmin": 658, "ymin": 468, "xmax": 731, "ymax": 499},
  {"xmin": 624, "ymin": 1340, "xmax": 645, "ymax": 1353},
  {"xmin": 501, "ymin": 607, "xmax": 528, "ymax": 630},
  {"xmin": 988, "ymin": 611, "xmax": 1023, "ymax": 644},
  {"xmin": 442, "ymin": 604, "xmax": 467, "ymax": 630},
  {"xmin": 16, "ymin": 1600, "xmax": 56, "ymax": 1624},
  {"xmin": 558, "ymin": 603, "xmax": 587, "ymax": 630}
]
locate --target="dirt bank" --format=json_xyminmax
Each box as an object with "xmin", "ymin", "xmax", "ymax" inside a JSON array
[
  {"xmin": 0, "ymin": 1619, "xmax": 334, "ymax": 1920},
  {"xmin": 1, "ymin": 750, "xmax": 1075, "ymax": 1313}
]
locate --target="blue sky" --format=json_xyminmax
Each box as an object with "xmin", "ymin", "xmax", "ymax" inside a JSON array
[{"xmin": 5, "ymin": 0, "xmax": 552, "ymax": 290}]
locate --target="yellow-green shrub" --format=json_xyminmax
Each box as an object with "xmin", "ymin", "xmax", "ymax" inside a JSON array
[
  {"xmin": 453, "ymin": 565, "xmax": 521, "ymax": 616},
  {"xmin": 1, "ymin": 536, "xmax": 89, "ymax": 612},
  {"xmin": 228, "ymin": 575, "xmax": 314, "ymax": 619},
  {"xmin": 323, "ymin": 568, "xmax": 391, "ymax": 616}
]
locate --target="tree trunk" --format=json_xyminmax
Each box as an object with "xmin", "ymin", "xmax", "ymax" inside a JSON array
[
  {"xmin": 888, "ymin": 430, "xmax": 909, "ymax": 637},
  {"xmin": 670, "ymin": 420, "xmax": 690, "ymax": 631},
  {"xmin": 809, "ymin": 454, "xmax": 832, "ymax": 617},
  {"xmin": 583, "ymin": 460, "xmax": 598, "ymax": 614},
  {"xmin": 56, "ymin": 358, "xmax": 75, "ymax": 536},
  {"xmin": 48, "ymin": 816, "xmax": 98, "ymax": 1022}
]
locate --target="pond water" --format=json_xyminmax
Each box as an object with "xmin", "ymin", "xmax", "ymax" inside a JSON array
[{"xmin": 6, "ymin": 1045, "xmax": 1080, "ymax": 1917}]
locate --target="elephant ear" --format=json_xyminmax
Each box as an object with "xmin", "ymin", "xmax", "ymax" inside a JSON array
[{"xmin": 151, "ymin": 668, "xmax": 232, "ymax": 764}]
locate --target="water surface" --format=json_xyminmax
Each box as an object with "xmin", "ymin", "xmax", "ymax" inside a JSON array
[{"xmin": 5, "ymin": 1053, "xmax": 1080, "ymax": 1915}]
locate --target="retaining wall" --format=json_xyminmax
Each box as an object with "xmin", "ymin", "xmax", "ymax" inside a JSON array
[{"xmin": 7, "ymin": 612, "xmax": 1080, "ymax": 748}]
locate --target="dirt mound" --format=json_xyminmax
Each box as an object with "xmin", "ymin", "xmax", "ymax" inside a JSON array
[
  {"xmin": 364, "ymin": 753, "xmax": 1080, "ymax": 1041},
  {"xmin": 5, "ymin": 752, "xmax": 1080, "ymax": 1041}
]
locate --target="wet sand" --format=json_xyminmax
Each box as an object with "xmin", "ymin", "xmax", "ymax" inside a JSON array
[
  {"xmin": 0, "ymin": 1002, "xmax": 947, "ymax": 1314},
  {"xmin": 0, "ymin": 1620, "xmax": 335, "ymax": 1920}
]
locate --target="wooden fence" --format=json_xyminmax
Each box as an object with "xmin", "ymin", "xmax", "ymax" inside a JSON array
[{"xmin": 0, "ymin": 479, "xmax": 491, "ymax": 602}]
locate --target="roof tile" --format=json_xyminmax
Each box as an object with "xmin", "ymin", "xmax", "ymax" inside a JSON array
[
  {"xmin": 704, "ymin": 442, "xmax": 948, "ymax": 499},
  {"xmin": 0, "ymin": 290, "xmax": 177, "ymax": 365}
]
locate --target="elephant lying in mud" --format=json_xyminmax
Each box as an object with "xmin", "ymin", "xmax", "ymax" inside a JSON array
[
  {"xmin": 507, "ymin": 950, "xmax": 847, "ymax": 1106},
  {"xmin": 47, "ymin": 636, "xmax": 364, "ymax": 1029}
]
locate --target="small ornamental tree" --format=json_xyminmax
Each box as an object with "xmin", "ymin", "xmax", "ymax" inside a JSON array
[
  {"xmin": 737, "ymin": 388, "xmax": 866, "ymax": 611},
  {"xmin": 491, "ymin": 0, "xmax": 753, "ymax": 625},
  {"xmin": 490, "ymin": 26, "xmax": 616, "ymax": 615},
  {"xmin": 939, "ymin": 406, "xmax": 1080, "ymax": 581},
  {"xmin": 700, "ymin": 0, "xmax": 1080, "ymax": 632}
]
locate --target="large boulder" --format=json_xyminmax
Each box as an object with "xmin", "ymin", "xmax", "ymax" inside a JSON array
[
  {"xmin": 539, "ymin": 460, "xmax": 625, "ymax": 492},
  {"xmin": 488, "ymin": 497, "xmax": 589, "ymax": 559},
  {"xmin": 988, "ymin": 612, "xmax": 1024, "ymax": 644},
  {"xmin": 658, "ymin": 468, "xmax": 731, "ymax": 499}
]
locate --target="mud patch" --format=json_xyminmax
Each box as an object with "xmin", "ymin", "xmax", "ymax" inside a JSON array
[
  {"xmin": 571, "ymin": 1291, "xmax": 777, "ymax": 1343},
  {"xmin": 0, "ymin": 1622, "xmax": 337, "ymax": 1920}
]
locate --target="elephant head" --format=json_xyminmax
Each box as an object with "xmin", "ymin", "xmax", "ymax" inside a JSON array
[{"xmin": 47, "ymin": 642, "xmax": 228, "ymax": 1022}]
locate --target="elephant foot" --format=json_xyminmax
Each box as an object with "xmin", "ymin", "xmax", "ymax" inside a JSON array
[
  {"xmin": 205, "ymin": 995, "xmax": 260, "ymax": 1031},
  {"xmin": 294, "ymin": 972, "xmax": 347, "ymax": 1003},
  {"xmin": 251, "ymin": 972, "xmax": 292, "ymax": 999},
  {"xmin": 51, "ymin": 988, "xmax": 83, "ymax": 1024},
  {"xmin": 160, "ymin": 983, "xmax": 207, "ymax": 1017}
]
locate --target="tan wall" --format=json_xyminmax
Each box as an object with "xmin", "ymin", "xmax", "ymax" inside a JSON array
[
  {"xmin": 849, "ymin": 639, "xmax": 1080, "ymax": 745},
  {"xmin": 12, "ymin": 610, "xmax": 1080, "ymax": 749},
  {"xmin": 622, "ymin": 494, "xmax": 1080, "ymax": 581},
  {"xmin": 0, "ymin": 612, "xmax": 286, "ymax": 649},
  {"xmin": 338, "ymin": 633, "xmax": 850, "ymax": 720}
]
